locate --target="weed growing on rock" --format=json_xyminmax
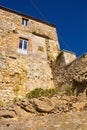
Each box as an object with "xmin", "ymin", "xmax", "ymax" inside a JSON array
[
  {"xmin": 26, "ymin": 88, "xmax": 59, "ymax": 98},
  {"xmin": 13, "ymin": 97, "xmax": 18, "ymax": 103},
  {"xmin": 65, "ymin": 85, "xmax": 73, "ymax": 96},
  {"xmin": 13, "ymin": 84, "xmax": 20, "ymax": 95}
]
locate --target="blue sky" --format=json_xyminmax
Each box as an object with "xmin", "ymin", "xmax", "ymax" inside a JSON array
[{"xmin": 0, "ymin": 0, "xmax": 87, "ymax": 56}]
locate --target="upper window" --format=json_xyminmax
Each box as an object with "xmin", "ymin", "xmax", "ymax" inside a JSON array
[
  {"xmin": 17, "ymin": 38, "xmax": 28, "ymax": 54},
  {"xmin": 22, "ymin": 18, "xmax": 28, "ymax": 26}
]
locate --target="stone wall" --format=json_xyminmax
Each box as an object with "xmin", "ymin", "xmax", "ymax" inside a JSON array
[
  {"xmin": 54, "ymin": 53, "xmax": 87, "ymax": 95},
  {"xmin": 0, "ymin": 6, "xmax": 60, "ymax": 102},
  {"xmin": 0, "ymin": 7, "xmax": 59, "ymax": 60},
  {"xmin": 2, "ymin": 6, "xmax": 87, "ymax": 101},
  {"xmin": 0, "ymin": 54, "xmax": 55, "ymax": 102},
  {"xmin": 62, "ymin": 50, "xmax": 76, "ymax": 66}
]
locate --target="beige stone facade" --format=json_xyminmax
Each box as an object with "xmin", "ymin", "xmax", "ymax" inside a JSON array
[
  {"xmin": 0, "ymin": 6, "xmax": 59, "ymax": 59},
  {"xmin": 0, "ymin": 6, "xmax": 60, "ymax": 102},
  {"xmin": 62, "ymin": 50, "xmax": 76, "ymax": 65},
  {"xmin": 1, "ymin": 6, "xmax": 86, "ymax": 102}
]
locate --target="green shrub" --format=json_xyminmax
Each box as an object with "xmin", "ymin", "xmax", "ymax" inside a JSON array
[
  {"xmin": 13, "ymin": 97, "xmax": 17, "ymax": 103},
  {"xmin": 26, "ymin": 88, "xmax": 59, "ymax": 98}
]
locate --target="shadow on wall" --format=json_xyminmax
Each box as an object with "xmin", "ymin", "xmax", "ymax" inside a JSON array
[{"xmin": 72, "ymin": 79, "xmax": 87, "ymax": 97}]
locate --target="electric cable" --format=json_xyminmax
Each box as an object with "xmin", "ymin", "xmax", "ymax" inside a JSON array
[
  {"xmin": 29, "ymin": 0, "xmax": 72, "ymax": 52},
  {"xmin": 29, "ymin": 0, "xmax": 48, "ymax": 22},
  {"xmin": 0, "ymin": 0, "xmax": 73, "ymax": 52},
  {"xmin": 58, "ymin": 34, "xmax": 72, "ymax": 51}
]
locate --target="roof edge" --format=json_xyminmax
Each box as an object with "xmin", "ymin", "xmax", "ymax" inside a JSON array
[
  {"xmin": 0, "ymin": 5, "xmax": 56, "ymax": 27},
  {"xmin": 63, "ymin": 49, "xmax": 76, "ymax": 55}
]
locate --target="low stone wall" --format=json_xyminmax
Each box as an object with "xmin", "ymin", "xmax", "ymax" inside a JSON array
[
  {"xmin": 54, "ymin": 53, "xmax": 87, "ymax": 95},
  {"xmin": 63, "ymin": 53, "xmax": 87, "ymax": 84}
]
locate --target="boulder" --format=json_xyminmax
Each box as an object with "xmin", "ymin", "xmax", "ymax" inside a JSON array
[
  {"xmin": 0, "ymin": 110, "xmax": 16, "ymax": 118},
  {"xmin": 32, "ymin": 97, "xmax": 55, "ymax": 113},
  {"xmin": 17, "ymin": 98, "xmax": 36, "ymax": 113},
  {"xmin": 0, "ymin": 104, "xmax": 17, "ymax": 118}
]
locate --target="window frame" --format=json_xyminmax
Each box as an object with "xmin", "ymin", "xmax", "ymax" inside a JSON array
[
  {"xmin": 17, "ymin": 38, "xmax": 28, "ymax": 54},
  {"xmin": 22, "ymin": 18, "xmax": 28, "ymax": 26}
]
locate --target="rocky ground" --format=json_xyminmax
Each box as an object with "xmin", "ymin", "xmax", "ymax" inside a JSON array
[{"xmin": 0, "ymin": 95, "xmax": 87, "ymax": 130}]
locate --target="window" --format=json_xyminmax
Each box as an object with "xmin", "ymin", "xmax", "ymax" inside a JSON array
[
  {"xmin": 38, "ymin": 46, "xmax": 44, "ymax": 52},
  {"xmin": 17, "ymin": 38, "xmax": 28, "ymax": 54},
  {"xmin": 22, "ymin": 18, "xmax": 28, "ymax": 26}
]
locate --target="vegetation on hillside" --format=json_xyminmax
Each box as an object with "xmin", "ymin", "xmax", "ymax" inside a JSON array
[
  {"xmin": 26, "ymin": 85, "xmax": 74, "ymax": 98},
  {"xmin": 26, "ymin": 88, "xmax": 59, "ymax": 98}
]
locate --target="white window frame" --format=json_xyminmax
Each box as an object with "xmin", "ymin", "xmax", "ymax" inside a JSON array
[
  {"xmin": 22, "ymin": 18, "xmax": 28, "ymax": 26},
  {"xmin": 17, "ymin": 38, "xmax": 28, "ymax": 54}
]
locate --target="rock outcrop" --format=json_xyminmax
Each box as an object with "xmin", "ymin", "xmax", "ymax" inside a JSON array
[
  {"xmin": 1, "ymin": 96, "xmax": 87, "ymax": 117},
  {"xmin": 0, "ymin": 96, "xmax": 87, "ymax": 130}
]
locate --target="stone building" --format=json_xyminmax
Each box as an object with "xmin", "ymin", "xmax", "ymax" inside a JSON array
[
  {"xmin": 0, "ymin": 6, "xmax": 87, "ymax": 102},
  {"xmin": 0, "ymin": 6, "xmax": 60, "ymax": 101}
]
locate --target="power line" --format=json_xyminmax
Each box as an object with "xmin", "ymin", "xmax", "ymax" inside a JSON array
[
  {"xmin": 0, "ymin": 1, "xmax": 74, "ymax": 52},
  {"xmin": 29, "ymin": 0, "xmax": 72, "ymax": 52},
  {"xmin": 58, "ymin": 34, "xmax": 72, "ymax": 51},
  {"xmin": 29, "ymin": 0, "xmax": 48, "ymax": 22}
]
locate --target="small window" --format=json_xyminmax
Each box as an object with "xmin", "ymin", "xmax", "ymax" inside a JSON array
[
  {"xmin": 22, "ymin": 18, "xmax": 28, "ymax": 26},
  {"xmin": 17, "ymin": 38, "xmax": 28, "ymax": 54},
  {"xmin": 38, "ymin": 46, "xmax": 44, "ymax": 52}
]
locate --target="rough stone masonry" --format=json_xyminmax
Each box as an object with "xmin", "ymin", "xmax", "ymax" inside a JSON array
[
  {"xmin": 0, "ymin": 6, "xmax": 87, "ymax": 103},
  {"xmin": 0, "ymin": 6, "xmax": 60, "ymax": 102},
  {"xmin": 53, "ymin": 51, "xmax": 87, "ymax": 97}
]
